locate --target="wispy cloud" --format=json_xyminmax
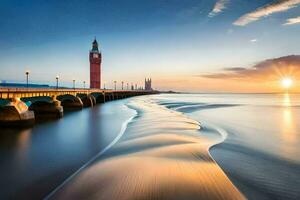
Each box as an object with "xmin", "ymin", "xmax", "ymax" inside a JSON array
[
  {"xmin": 250, "ymin": 39, "xmax": 258, "ymax": 43},
  {"xmin": 209, "ymin": 0, "xmax": 229, "ymax": 17},
  {"xmin": 284, "ymin": 16, "xmax": 300, "ymax": 25},
  {"xmin": 200, "ymin": 55, "xmax": 300, "ymax": 81},
  {"xmin": 234, "ymin": 0, "xmax": 300, "ymax": 26}
]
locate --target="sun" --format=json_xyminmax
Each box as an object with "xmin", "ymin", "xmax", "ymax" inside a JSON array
[{"xmin": 281, "ymin": 77, "xmax": 293, "ymax": 89}]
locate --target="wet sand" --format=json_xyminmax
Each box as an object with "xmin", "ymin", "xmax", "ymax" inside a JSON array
[{"xmin": 50, "ymin": 98, "xmax": 245, "ymax": 200}]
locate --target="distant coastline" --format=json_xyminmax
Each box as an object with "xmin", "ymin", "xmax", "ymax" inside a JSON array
[{"xmin": 0, "ymin": 82, "xmax": 50, "ymax": 88}]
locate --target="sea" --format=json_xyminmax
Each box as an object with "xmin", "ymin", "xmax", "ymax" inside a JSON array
[{"xmin": 0, "ymin": 93, "xmax": 299, "ymax": 199}]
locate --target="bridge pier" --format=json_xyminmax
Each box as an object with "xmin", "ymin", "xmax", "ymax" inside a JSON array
[
  {"xmin": 0, "ymin": 89, "xmax": 159, "ymax": 127},
  {"xmin": 0, "ymin": 98, "xmax": 35, "ymax": 127},
  {"xmin": 90, "ymin": 95, "xmax": 96, "ymax": 105},
  {"xmin": 29, "ymin": 96, "xmax": 63, "ymax": 119},
  {"xmin": 77, "ymin": 94, "xmax": 95, "ymax": 107}
]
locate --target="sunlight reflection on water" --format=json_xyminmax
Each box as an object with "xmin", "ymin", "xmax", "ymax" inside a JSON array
[{"xmin": 281, "ymin": 93, "xmax": 297, "ymax": 157}]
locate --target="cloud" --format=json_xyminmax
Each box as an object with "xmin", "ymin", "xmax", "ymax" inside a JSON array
[
  {"xmin": 250, "ymin": 39, "xmax": 258, "ymax": 42},
  {"xmin": 223, "ymin": 67, "xmax": 246, "ymax": 71},
  {"xmin": 234, "ymin": 0, "xmax": 300, "ymax": 26},
  {"xmin": 209, "ymin": 0, "xmax": 229, "ymax": 17},
  {"xmin": 200, "ymin": 55, "xmax": 300, "ymax": 81},
  {"xmin": 284, "ymin": 16, "xmax": 300, "ymax": 25}
]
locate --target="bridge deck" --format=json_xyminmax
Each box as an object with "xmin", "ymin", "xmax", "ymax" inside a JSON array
[{"xmin": 0, "ymin": 88, "xmax": 149, "ymax": 99}]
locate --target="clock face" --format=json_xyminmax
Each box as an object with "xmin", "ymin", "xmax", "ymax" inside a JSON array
[{"xmin": 93, "ymin": 53, "xmax": 99, "ymax": 58}]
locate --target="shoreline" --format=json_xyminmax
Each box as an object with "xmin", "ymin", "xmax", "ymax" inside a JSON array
[{"xmin": 45, "ymin": 105, "xmax": 138, "ymax": 199}]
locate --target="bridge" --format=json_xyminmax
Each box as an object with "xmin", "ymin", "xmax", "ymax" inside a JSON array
[{"xmin": 0, "ymin": 88, "xmax": 158, "ymax": 127}]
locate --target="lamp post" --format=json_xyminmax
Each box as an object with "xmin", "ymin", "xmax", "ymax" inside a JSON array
[
  {"xmin": 83, "ymin": 81, "xmax": 86, "ymax": 89},
  {"xmin": 121, "ymin": 81, "xmax": 124, "ymax": 90},
  {"xmin": 25, "ymin": 71, "xmax": 30, "ymax": 88},
  {"xmin": 114, "ymin": 81, "xmax": 117, "ymax": 90},
  {"xmin": 73, "ymin": 79, "xmax": 75, "ymax": 90},
  {"xmin": 127, "ymin": 83, "xmax": 129, "ymax": 90},
  {"xmin": 56, "ymin": 76, "xmax": 59, "ymax": 89},
  {"xmin": 104, "ymin": 83, "xmax": 106, "ymax": 90}
]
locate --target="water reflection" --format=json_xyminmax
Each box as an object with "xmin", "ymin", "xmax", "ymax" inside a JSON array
[
  {"xmin": 281, "ymin": 93, "xmax": 297, "ymax": 156},
  {"xmin": 283, "ymin": 93, "xmax": 291, "ymax": 107},
  {"xmin": 15, "ymin": 129, "xmax": 32, "ymax": 165}
]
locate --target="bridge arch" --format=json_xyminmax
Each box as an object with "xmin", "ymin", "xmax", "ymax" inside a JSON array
[
  {"xmin": 28, "ymin": 96, "xmax": 63, "ymax": 119},
  {"xmin": 57, "ymin": 94, "xmax": 83, "ymax": 111},
  {"xmin": 104, "ymin": 92, "xmax": 114, "ymax": 102},
  {"xmin": 91, "ymin": 92, "xmax": 105, "ymax": 104}
]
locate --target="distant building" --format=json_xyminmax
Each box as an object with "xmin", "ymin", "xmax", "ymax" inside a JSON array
[
  {"xmin": 89, "ymin": 38, "xmax": 102, "ymax": 89},
  {"xmin": 144, "ymin": 78, "xmax": 152, "ymax": 91}
]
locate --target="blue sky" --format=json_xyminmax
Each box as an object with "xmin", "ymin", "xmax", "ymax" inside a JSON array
[{"xmin": 0, "ymin": 0, "xmax": 300, "ymax": 91}]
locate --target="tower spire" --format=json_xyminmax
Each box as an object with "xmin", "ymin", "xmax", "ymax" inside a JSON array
[{"xmin": 91, "ymin": 37, "xmax": 99, "ymax": 52}]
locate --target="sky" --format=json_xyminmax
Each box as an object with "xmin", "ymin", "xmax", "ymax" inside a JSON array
[{"xmin": 0, "ymin": 0, "xmax": 300, "ymax": 92}]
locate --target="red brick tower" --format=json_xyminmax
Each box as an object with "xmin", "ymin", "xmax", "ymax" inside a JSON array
[{"xmin": 89, "ymin": 38, "xmax": 101, "ymax": 89}]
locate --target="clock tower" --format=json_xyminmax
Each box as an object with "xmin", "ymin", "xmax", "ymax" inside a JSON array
[{"xmin": 89, "ymin": 38, "xmax": 102, "ymax": 89}]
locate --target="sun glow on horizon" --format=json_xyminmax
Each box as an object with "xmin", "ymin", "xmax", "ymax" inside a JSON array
[{"xmin": 281, "ymin": 77, "xmax": 293, "ymax": 90}]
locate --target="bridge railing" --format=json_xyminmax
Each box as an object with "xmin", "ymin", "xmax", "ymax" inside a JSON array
[{"xmin": 0, "ymin": 87, "xmax": 151, "ymax": 99}]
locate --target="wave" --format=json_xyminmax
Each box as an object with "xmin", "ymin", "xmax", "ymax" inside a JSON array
[
  {"xmin": 210, "ymin": 142, "xmax": 300, "ymax": 200},
  {"xmin": 160, "ymin": 101, "xmax": 240, "ymax": 113},
  {"xmin": 160, "ymin": 96, "xmax": 300, "ymax": 200},
  {"xmin": 49, "ymin": 97, "xmax": 245, "ymax": 200}
]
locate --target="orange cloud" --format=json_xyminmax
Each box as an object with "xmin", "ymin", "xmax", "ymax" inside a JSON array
[
  {"xmin": 200, "ymin": 55, "xmax": 300, "ymax": 82},
  {"xmin": 153, "ymin": 55, "xmax": 300, "ymax": 93}
]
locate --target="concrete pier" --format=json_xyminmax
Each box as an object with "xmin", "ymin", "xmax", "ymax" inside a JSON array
[
  {"xmin": 78, "ymin": 94, "xmax": 95, "ymax": 107},
  {"xmin": 0, "ymin": 98, "xmax": 35, "ymax": 127}
]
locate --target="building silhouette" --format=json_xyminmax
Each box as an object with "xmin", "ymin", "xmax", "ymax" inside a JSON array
[
  {"xmin": 89, "ymin": 38, "xmax": 102, "ymax": 89},
  {"xmin": 144, "ymin": 78, "xmax": 152, "ymax": 91}
]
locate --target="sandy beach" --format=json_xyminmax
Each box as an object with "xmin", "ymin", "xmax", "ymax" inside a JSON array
[{"xmin": 50, "ymin": 98, "xmax": 245, "ymax": 200}]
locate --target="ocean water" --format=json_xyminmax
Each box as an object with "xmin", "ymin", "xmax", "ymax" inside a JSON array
[
  {"xmin": 1, "ymin": 93, "xmax": 300, "ymax": 199},
  {"xmin": 0, "ymin": 99, "xmax": 136, "ymax": 199},
  {"xmin": 50, "ymin": 95, "xmax": 244, "ymax": 200},
  {"xmin": 48, "ymin": 93, "xmax": 300, "ymax": 200},
  {"xmin": 154, "ymin": 93, "xmax": 300, "ymax": 200}
]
